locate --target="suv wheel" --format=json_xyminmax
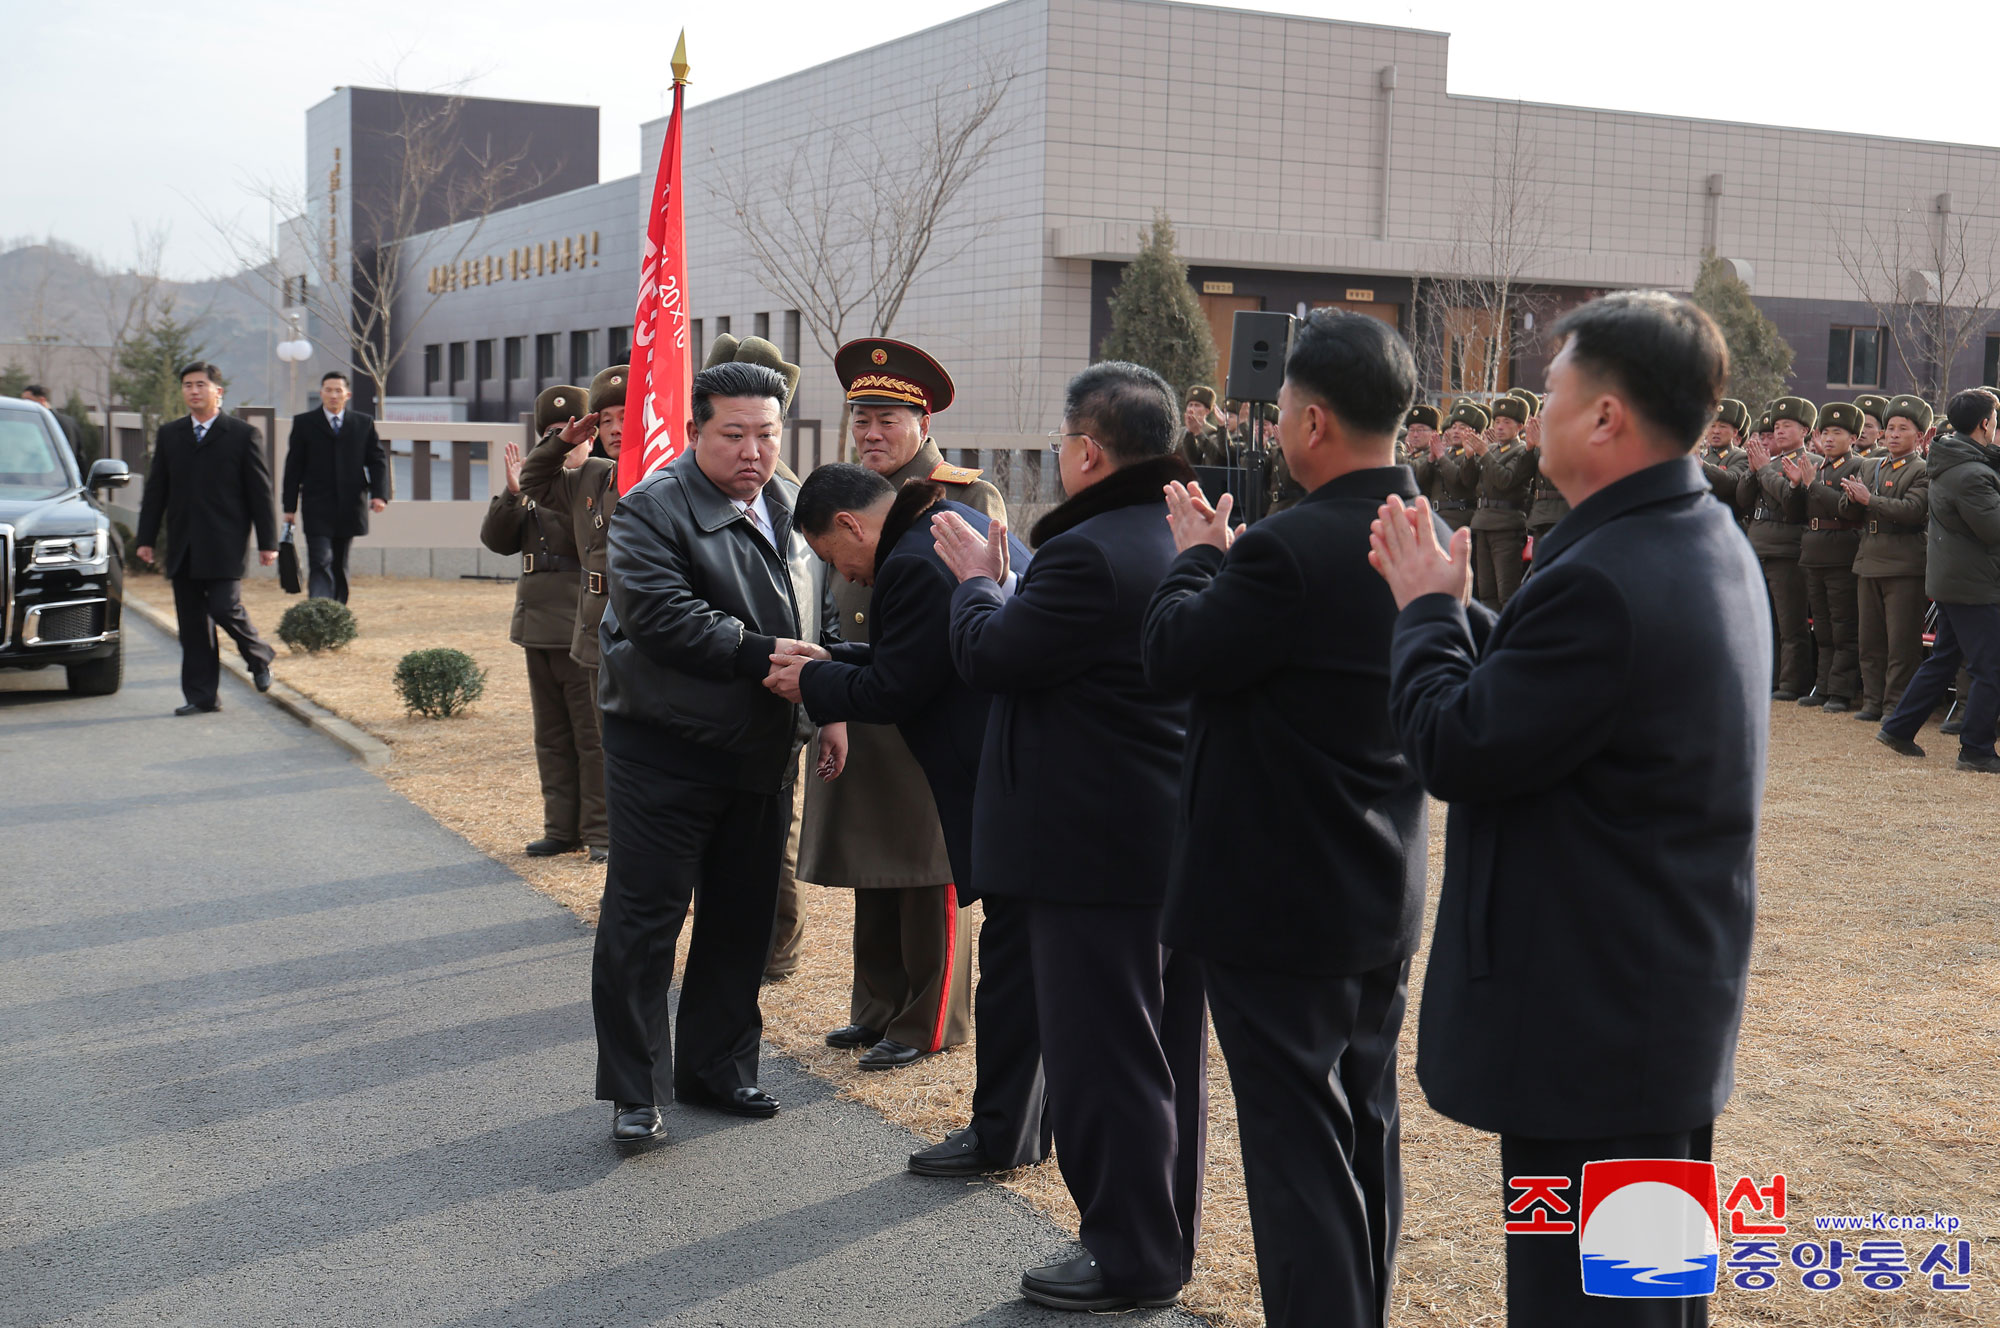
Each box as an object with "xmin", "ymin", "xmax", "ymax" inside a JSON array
[{"xmin": 66, "ymin": 637, "xmax": 124, "ymax": 696}]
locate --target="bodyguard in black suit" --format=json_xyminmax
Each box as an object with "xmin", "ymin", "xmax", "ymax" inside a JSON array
[
  {"xmin": 1372, "ymin": 293, "xmax": 1768, "ymax": 1328},
  {"xmin": 771, "ymin": 464, "xmax": 1049, "ymax": 1168},
  {"xmin": 281, "ymin": 370, "xmax": 390, "ymax": 602},
  {"xmin": 134, "ymin": 361, "xmax": 278, "ymax": 714},
  {"xmin": 934, "ymin": 363, "xmax": 1205, "ymax": 1315},
  {"xmin": 1142, "ymin": 311, "xmax": 1435, "ymax": 1328}
]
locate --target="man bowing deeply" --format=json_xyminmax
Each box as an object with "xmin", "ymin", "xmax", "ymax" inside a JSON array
[{"xmin": 1371, "ymin": 292, "xmax": 1768, "ymax": 1328}]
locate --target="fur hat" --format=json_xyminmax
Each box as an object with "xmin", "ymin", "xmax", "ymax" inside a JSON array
[
  {"xmin": 1768, "ymin": 396, "xmax": 1819, "ymax": 431},
  {"xmin": 589, "ymin": 365, "xmax": 627, "ymax": 413},
  {"xmin": 1446, "ymin": 400, "xmax": 1490, "ymax": 432},
  {"xmin": 710, "ymin": 334, "xmax": 803, "ymax": 413},
  {"xmin": 1714, "ymin": 398, "xmax": 1750, "ymax": 435},
  {"xmin": 1185, "ymin": 385, "xmax": 1218, "ymax": 410},
  {"xmin": 1852, "ymin": 393, "xmax": 1890, "ymax": 427},
  {"xmin": 1883, "ymin": 394, "xmax": 1933, "ymax": 432},
  {"xmin": 1817, "ymin": 402, "xmax": 1865, "ymax": 436},
  {"xmin": 1506, "ymin": 386, "xmax": 1542, "ymax": 416},
  {"xmin": 1406, "ymin": 404, "xmax": 1441, "ymax": 430},
  {"xmin": 534, "ymin": 383, "xmax": 587, "ymax": 435},
  {"xmin": 1489, "ymin": 395, "xmax": 1530, "ymax": 426}
]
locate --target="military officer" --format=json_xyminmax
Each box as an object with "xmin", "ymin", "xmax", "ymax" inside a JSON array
[
  {"xmin": 1738, "ymin": 396, "xmax": 1818, "ymax": 699},
  {"xmin": 1179, "ymin": 385, "xmax": 1229, "ymax": 467},
  {"xmin": 1841, "ymin": 394, "xmax": 1932, "ymax": 722},
  {"xmin": 1470, "ymin": 394, "xmax": 1535, "ymax": 608},
  {"xmin": 1432, "ymin": 400, "xmax": 1485, "ymax": 533},
  {"xmin": 803, "ymin": 338, "xmax": 1001, "ymax": 1071},
  {"xmin": 1699, "ymin": 398, "xmax": 1752, "ymax": 507},
  {"xmin": 1854, "ymin": 393, "xmax": 1890, "ymax": 455},
  {"xmin": 1791, "ymin": 403, "xmax": 1867, "ymax": 711},
  {"xmin": 482, "ymin": 386, "xmax": 606, "ymax": 859}
]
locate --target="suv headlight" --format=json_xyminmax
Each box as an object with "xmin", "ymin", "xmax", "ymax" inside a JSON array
[{"xmin": 31, "ymin": 525, "xmax": 109, "ymax": 570}]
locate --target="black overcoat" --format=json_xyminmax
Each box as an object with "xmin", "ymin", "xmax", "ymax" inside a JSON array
[
  {"xmin": 135, "ymin": 413, "xmax": 277, "ymax": 581},
  {"xmin": 281, "ymin": 409, "xmax": 390, "ymax": 538}
]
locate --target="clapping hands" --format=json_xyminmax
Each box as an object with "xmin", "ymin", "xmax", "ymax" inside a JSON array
[
  {"xmin": 1163, "ymin": 481, "xmax": 1235, "ymax": 553},
  {"xmin": 933, "ymin": 511, "xmax": 1011, "ymax": 584}
]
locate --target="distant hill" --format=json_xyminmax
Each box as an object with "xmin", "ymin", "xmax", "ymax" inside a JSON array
[{"xmin": 0, "ymin": 239, "xmax": 288, "ymax": 408}]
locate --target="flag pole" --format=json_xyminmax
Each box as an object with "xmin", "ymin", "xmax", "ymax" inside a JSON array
[{"xmin": 621, "ymin": 30, "xmax": 695, "ymax": 493}]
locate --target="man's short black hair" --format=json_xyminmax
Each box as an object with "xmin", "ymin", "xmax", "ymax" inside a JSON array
[
  {"xmin": 692, "ymin": 361, "xmax": 788, "ymax": 427},
  {"xmin": 21, "ymin": 383, "xmax": 47, "ymax": 398},
  {"xmin": 321, "ymin": 370, "xmax": 349, "ymax": 386},
  {"xmin": 178, "ymin": 361, "xmax": 222, "ymax": 385},
  {"xmin": 1549, "ymin": 292, "xmax": 1726, "ymax": 450},
  {"xmin": 1063, "ymin": 361, "xmax": 1176, "ymax": 462},
  {"xmin": 1945, "ymin": 388, "xmax": 1997, "ymax": 435},
  {"xmin": 1283, "ymin": 309, "xmax": 1417, "ymax": 436},
  {"xmin": 795, "ymin": 462, "xmax": 895, "ymax": 535}
]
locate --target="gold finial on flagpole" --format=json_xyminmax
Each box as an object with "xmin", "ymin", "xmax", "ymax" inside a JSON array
[{"xmin": 671, "ymin": 30, "xmax": 691, "ymax": 86}]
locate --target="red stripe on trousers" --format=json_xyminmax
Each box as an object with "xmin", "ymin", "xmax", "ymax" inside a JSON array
[{"xmin": 926, "ymin": 884, "xmax": 959, "ymax": 1053}]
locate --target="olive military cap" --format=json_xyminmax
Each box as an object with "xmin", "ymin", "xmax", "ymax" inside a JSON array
[
  {"xmin": 1406, "ymin": 404, "xmax": 1441, "ymax": 430},
  {"xmin": 1884, "ymin": 394, "xmax": 1933, "ymax": 431},
  {"xmin": 534, "ymin": 383, "xmax": 588, "ymax": 435},
  {"xmin": 1768, "ymin": 396, "xmax": 1818, "ymax": 431},
  {"xmin": 588, "ymin": 364, "xmax": 627, "ymax": 413},
  {"xmin": 1506, "ymin": 386, "xmax": 1542, "ymax": 416},
  {"xmin": 708, "ymin": 334, "xmax": 804, "ymax": 413},
  {"xmin": 1818, "ymin": 402, "xmax": 1865, "ymax": 435},
  {"xmin": 1715, "ymin": 398, "xmax": 1750, "ymax": 434},
  {"xmin": 1489, "ymin": 395, "xmax": 1530, "ymax": 426},
  {"xmin": 1186, "ymin": 385, "xmax": 1219, "ymax": 410},
  {"xmin": 1446, "ymin": 400, "xmax": 1490, "ymax": 432},
  {"xmin": 1852, "ymin": 393, "xmax": 1890, "ymax": 426}
]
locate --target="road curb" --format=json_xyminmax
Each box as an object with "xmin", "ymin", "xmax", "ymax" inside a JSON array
[{"xmin": 124, "ymin": 595, "xmax": 394, "ymax": 768}]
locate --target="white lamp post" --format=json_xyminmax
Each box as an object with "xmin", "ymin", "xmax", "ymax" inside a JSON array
[{"xmin": 274, "ymin": 314, "xmax": 313, "ymax": 413}]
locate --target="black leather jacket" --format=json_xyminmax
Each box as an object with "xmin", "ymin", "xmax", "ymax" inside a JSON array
[{"xmin": 599, "ymin": 451, "xmax": 833, "ymax": 793}]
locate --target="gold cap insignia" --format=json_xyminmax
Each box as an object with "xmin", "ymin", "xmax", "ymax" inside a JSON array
[{"xmin": 871, "ymin": 348, "xmax": 888, "ymax": 365}]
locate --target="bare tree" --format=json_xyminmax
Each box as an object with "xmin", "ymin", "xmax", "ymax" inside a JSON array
[
  {"xmin": 715, "ymin": 65, "xmax": 1020, "ymax": 368},
  {"xmin": 210, "ymin": 88, "xmax": 546, "ymax": 412},
  {"xmin": 1411, "ymin": 103, "xmax": 1557, "ymax": 399},
  {"xmin": 82, "ymin": 224, "xmax": 171, "ymax": 441},
  {"xmin": 1830, "ymin": 190, "xmax": 2000, "ymax": 402}
]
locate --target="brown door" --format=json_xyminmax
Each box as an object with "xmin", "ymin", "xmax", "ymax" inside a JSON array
[
  {"xmin": 1312, "ymin": 299, "xmax": 1401, "ymax": 330},
  {"xmin": 1199, "ymin": 293, "xmax": 1263, "ymax": 394}
]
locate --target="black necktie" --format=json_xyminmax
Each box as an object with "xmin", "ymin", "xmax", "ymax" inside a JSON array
[
  {"xmin": 330, "ymin": 415, "xmax": 342, "ymax": 433},
  {"xmin": 193, "ymin": 421, "xmax": 208, "ymax": 443}
]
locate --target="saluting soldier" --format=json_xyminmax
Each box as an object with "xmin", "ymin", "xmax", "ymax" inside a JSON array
[
  {"xmin": 1791, "ymin": 403, "xmax": 1867, "ymax": 711},
  {"xmin": 1471, "ymin": 394, "xmax": 1535, "ymax": 608},
  {"xmin": 1699, "ymin": 398, "xmax": 1752, "ymax": 507},
  {"xmin": 1841, "ymin": 394, "xmax": 1932, "ymax": 722},
  {"xmin": 1854, "ymin": 393, "xmax": 1890, "ymax": 456},
  {"xmin": 803, "ymin": 338, "xmax": 1002, "ymax": 1070},
  {"xmin": 1178, "ymin": 385, "xmax": 1229, "ymax": 467},
  {"xmin": 1433, "ymin": 400, "xmax": 1486, "ymax": 533},
  {"xmin": 482, "ymin": 385, "xmax": 605, "ymax": 859},
  {"xmin": 1738, "ymin": 396, "xmax": 1818, "ymax": 699}
]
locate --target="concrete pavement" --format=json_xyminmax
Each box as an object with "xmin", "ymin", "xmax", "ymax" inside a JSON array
[{"xmin": 0, "ymin": 618, "xmax": 1197, "ymax": 1327}]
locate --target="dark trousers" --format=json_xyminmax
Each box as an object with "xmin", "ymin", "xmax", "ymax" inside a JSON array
[
  {"xmin": 523, "ymin": 647, "xmax": 604, "ymax": 848},
  {"xmin": 1473, "ymin": 526, "xmax": 1528, "ymax": 610},
  {"xmin": 1804, "ymin": 564, "xmax": 1859, "ymax": 701},
  {"xmin": 1028, "ymin": 900, "xmax": 1208, "ymax": 1295},
  {"xmin": 764, "ymin": 755, "xmax": 808, "ymax": 980},
  {"xmin": 1205, "ymin": 956, "xmax": 1408, "ymax": 1328},
  {"xmin": 170, "ymin": 574, "xmax": 275, "ymax": 709},
  {"xmin": 592, "ymin": 745, "xmax": 787, "ymax": 1105},
  {"xmin": 1760, "ymin": 556, "xmax": 1812, "ymax": 693},
  {"xmin": 969, "ymin": 895, "xmax": 1051, "ymax": 1169},
  {"xmin": 1857, "ymin": 575, "xmax": 1927, "ymax": 713},
  {"xmin": 1883, "ymin": 601, "xmax": 2000, "ymax": 760},
  {"xmin": 851, "ymin": 884, "xmax": 973, "ymax": 1050},
  {"xmin": 306, "ymin": 533, "xmax": 354, "ymax": 602},
  {"xmin": 1501, "ymin": 1125, "xmax": 1713, "ymax": 1328}
]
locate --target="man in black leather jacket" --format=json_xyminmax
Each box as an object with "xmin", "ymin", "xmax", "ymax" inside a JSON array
[{"xmin": 591, "ymin": 361, "xmax": 838, "ymax": 1145}]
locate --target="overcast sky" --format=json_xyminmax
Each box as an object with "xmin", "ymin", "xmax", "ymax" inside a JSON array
[{"xmin": 5, "ymin": 0, "xmax": 1996, "ymax": 279}]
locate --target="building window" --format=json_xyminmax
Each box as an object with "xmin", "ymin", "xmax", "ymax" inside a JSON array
[
  {"xmin": 783, "ymin": 310, "xmax": 801, "ymax": 363},
  {"xmin": 424, "ymin": 344, "xmax": 441, "ymax": 389},
  {"xmin": 475, "ymin": 339, "xmax": 495, "ymax": 383},
  {"xmin": 754, "ymin": 312, "xmax": 770, "ymax": 339},
  {"xmin": 715, "ymin": 315, "xmax": 731, "ymax": 337},
  {"xmin": 535, "ymin": 333, "xmax": 557, "ymax": 381},
  {"xmin": 571, "ymin": 330, "xmax": 593, "ymax": 382},
  {"xmin": 505, "ymin": 336, "xmax": 524, "ymax": 381},
  {"xmin": 448, "ymin": 342, "xmax": 466, "ymax": 388},
  {"xmin": 609, "ymin": 324, "xmax": 631, "ymax": 365},
  {"xmin": 1828, "ymin": 327, "xmax": 1882, "ymax": 388},
  {"xmin": 690, "ymin": 319, "xmax": 703, "ymax": 366},
  {"xmin": 1985, "ymin": 334, "xmax": 1999, "ymax": 387}
]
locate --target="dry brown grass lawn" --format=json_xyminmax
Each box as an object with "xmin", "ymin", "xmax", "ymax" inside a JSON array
[{"xmin": 131, "ymin": 574, "xmax": 1998, "ymax": 1326}]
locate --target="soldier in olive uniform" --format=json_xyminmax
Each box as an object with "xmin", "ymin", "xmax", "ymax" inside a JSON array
[
  {"xmin": 1792, "ymin": 403, "xmax": 1868, "ymax": 710},
  {"xmin": 483, "ymin": 385, "xmax": 606, "ymax": 858},
  {"xmin": 1178, "ymin": 385, "xmax": 1229, "ymax": 467},
  {"xmin": 1854, "ymin": 393, "xmax": 1890, "ymax": 456},
  {"xmin": 803, "ymin": 338, "xmax": 1002, "ymax": 1070},
  {"xmin": 1841, "ymin": 394, "xmax": 1933, "ymax": 721},
  {"xmin": 1737, "ymin": 396, "xmax": 1818, "ymax": 699},
  {"xmin": 1699, "ymin": 398, "xmax": 1752, "ymax": 507},
  {"xmin": 1512, "ymin": 388, "xmax": 1570, "ymax": 546},
  {"xmin": 1470, "ymin": 394, "xmax": 1535, "ymax": 608},
  {"xmin": 1433, "ymin": 400, "xmax": 1486, "ymax": 533},
  {"xmin": 1400, "ymin": 404, "xmax": 1441, "ymax": 491}
]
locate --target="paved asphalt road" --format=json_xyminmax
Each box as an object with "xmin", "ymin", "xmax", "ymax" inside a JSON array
[{"xmin": 0, "ymin": 619, "xmax": 1198, "ymax": 1327}]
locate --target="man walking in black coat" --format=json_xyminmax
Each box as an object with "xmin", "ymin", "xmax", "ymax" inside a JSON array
[
  {"xmin": 282, "ymin": 370, "xmax": 390, "ymax": 603},
  {"xmin": 769, "ymin": 464, "xmax": 1049, "ymax": 1168},
  {"xmin": 1372, "ymin": 292, "xmax": 1768, "ymax": 1327},
  {"xmin": 135, "ymin": 361, "xmax": 278, "ymax": 715},
  {"xmin": 933, "ymin": 362, "xmax": 1205, "ymax": 1314},
  {"xmin": 1141, "ymin": 310, "xmax": 1434, "ymax": 1328}
]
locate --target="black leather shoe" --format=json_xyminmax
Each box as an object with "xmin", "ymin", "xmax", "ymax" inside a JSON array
[
  {"xmin": 677, "ymin": 1082, "xmax": 779, "ymax": 1118},
  {"xmin": 1876, "ymin": 730, "xmax": 1926, "ymax": 758},
  {"xmin": 859, "ymin": 1038, "xmax": 926, "ymax": 1071},
  {"xmin": 1772, "ymin": 690, "xmax": 1800, "ymax": 702},
  {"xmin": 909, "ymin": 1127, "xmax": 1004, "ymax": 1177},
  {"xmin": 612, "ymin": 1102, "xmax": 664, "ymax": 1144},
  {"xmin": 588, "ymin": 846, "xmax": 609, "ymax": 864},
  {"xmin": 1942, "ymin": 717, "xmax": 1967, "ymax": 736},
  {"xmin": 1822, "ymin": 698, "xmax": 1852, "ymax": 713},
  {"xmin": 1956, "ymin": 753, "xmax": 2000, "ymax": 773},
  {"xmin": 1854, "ymin": 709, "xmax": 1883, "ymax": 722},
  {"xmin": 524, "ymin": 837, "xmax": 577, "ymax": 857},
  {"xmin": 252, "ymin": 663, "xmax": 273, "ymax": 693},
  {"xmin": 1020, "ymin": 1254, "xmax": 1180, "ymax": 1312},
  {"xmin": 825, "ymin": 1024, "xmax": 882, "ymax": 1049},
  {"xmin": 1797, "ymin": 693, "xmax": 1826, "ymax": 707},
  {"xmin": 173, "ymin": 702, "xmax": 220, "ymax": 716}
]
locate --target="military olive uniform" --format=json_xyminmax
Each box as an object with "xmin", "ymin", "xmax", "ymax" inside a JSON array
[
  {"xmin": 518, "ymin": 429, "xmax": 617, "ymax": 672},
  {"xmin": 1433, "ymin": 445, "xmax": 1480, "ymax": 531},
  {"xmin": 1401, "ymin": 442, "xmax": 1437, "ymax": 498},
  {"xmin": 1522, "ymin": 446, "xmax": 1570, "ymax": 545},
  {"xmin": 799, "ymin": 437, "xmax": 1000, "ymax": 1052},
  {"xmin": 479, "ymin": 486, "xmax": 606, "ymax": 850},
  {"xmin": 1842, "ymin": 452, "xmax": 1930, "ymax": 717},
  {"xmin": 1179, "ymin": 420, "xmax": 1229, "ymax": 468},
  {"xmin": 1266, "ymin": 442, "xmax": 1306, "ymax": 515},
  {"xmin": 1738, "ymin": 450, "xmax": 1814, "ymax": 695},
  {"xmin": 1699, "ymin": 444, "xmax": 1750, "ymax": 512},
  {"xmin": 1471, "ymin": 439, "xmax": 1534, "ymax": 608},
  {"xmin": 1796, "ymin": 454, "xmax": 1866, "ymax": 706}
]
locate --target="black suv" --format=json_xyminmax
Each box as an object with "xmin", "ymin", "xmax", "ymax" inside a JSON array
[{"xmin": 0, "ymin": 398, "xmax": 130, "ymax": 694}]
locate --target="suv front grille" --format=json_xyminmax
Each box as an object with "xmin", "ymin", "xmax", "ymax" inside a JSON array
[{"xmin": 34, "ymin": 601, "xmax": 102, "ymax": 643}]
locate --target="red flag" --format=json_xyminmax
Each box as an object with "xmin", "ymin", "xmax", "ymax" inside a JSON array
[{"xmin": 622, "ymin": 58, "xmax": 692, "ymax": 493}]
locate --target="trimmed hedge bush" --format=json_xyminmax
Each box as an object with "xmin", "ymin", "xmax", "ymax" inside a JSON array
[
  {"xmin": 277, "ymin": 597, "xmax": 358, "ymax": 653},
  {"xmin": 393, "ymin": 647, "xmax": 486, "ymax": 718}
]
